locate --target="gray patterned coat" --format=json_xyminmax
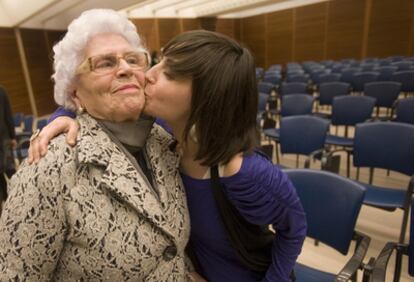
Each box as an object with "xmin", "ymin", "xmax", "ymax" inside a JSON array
[{"xmin": 0, "ymin": 114, "xmax": 191, "ymax": 281}]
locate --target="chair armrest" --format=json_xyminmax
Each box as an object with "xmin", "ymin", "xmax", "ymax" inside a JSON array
[
  {"xmin": 370, "ymin": 241, "xmax": 409, "ymax": 282},
  {"xmin": 370, "ymin": 242, "xmax": 397, "ymax": 282},
  {"xmin": 335, "ymin": 231, "xmax": 371, "ymax": 282},
  {"xmin": 304, "ymin": 148, "xmax": 326, "ymax": 168}
]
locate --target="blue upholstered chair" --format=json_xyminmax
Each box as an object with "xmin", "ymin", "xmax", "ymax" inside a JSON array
[
  {"xmin": 258, "ymin": 81, "xmax": 274, "ymax": 96},
  {"xmin": 35, "ymin": 118, "xmax": 48, "ymax": 130},
  {"xmin": 285, "ymin": 169, "xmax": 370, "ymax": 282},
  {"xmin": 393, "ymin": 97, "xmax": 414, "ymax": 125},
  {"xmin": 317, "ymin": 82, "xmax": 351, "ymax": 116},
  {"xmin": 325, "ymin": 96, "xmax": 376, "ymax": 177},
  {"xmin": 375, "ymin": 66, "xmax": 398, "ymax": 81},
  {"xmin": 280, "ymin": 82, "xmax": 309, "ymax": 97},
  {"xmin": 13, "ymin": 112, "xmax": 24, "ymax": 128},
  {"xmin": 350, "ymin": 72, "xmax": 379, "ymax": 93},
  {"xmin": 280, "ymin": 94, "xmax": 314, "ymax": 117},
  {"xmin": 391, "ymin": 70, "xmax": 414, "ymax": 95},
  {"xmin": 287, "ymin": 74, "xmax": 309, "ymax": 83},
  {"xmin": 364, "ymin": 81, "xmax": 401, "ymax": 118},
  {"xmin": 353, "ymin": 122, "xmax": 414, "ymax": 244},
  {"xmin": 263, "ymin": 74, "xmax": 281, "ymax": 86},
  {"xmin": 22, "ymin": 115, "xmax": 34, "ymax": 133},
  {"xmin": 278, "ymin": 115, "xmax": 329, "ymax": 168}
]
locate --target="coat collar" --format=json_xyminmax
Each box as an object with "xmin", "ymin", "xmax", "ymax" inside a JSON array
[{"xmin": 76, "ymin": 114, "xmax": 182, "ymax": 241}]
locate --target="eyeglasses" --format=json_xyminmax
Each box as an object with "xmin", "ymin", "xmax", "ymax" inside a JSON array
[{"xmin": 76, "ymin": 51, "xmax": 149, "ymax": 75}]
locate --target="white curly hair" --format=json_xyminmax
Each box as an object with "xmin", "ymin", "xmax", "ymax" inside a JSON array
[{"xmin": 52, "ymin": 9, "xmax": 149, "ymax": 110}]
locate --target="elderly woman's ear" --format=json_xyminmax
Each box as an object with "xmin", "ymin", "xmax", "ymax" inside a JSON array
[{"xmin": 71, "ymin": 91, "xmax": 84, "ymax": 113}]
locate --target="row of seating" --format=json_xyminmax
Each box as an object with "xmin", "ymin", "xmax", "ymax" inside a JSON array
[
  {"xmin": 285, "ymin": 168, "xmax": 413, "ymax": 282},
  {"xmin": 255, "ymin": 57, "xmax": 414, "ymax": 281}
]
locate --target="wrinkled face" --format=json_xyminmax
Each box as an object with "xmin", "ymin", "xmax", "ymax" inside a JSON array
[
  {"xmin": 73, "ymin": 33, "xmax": 146, "ymax": 122},
  {"xmin": 144, "ymin": 60, "xmax": 192, "ymax": 125}
]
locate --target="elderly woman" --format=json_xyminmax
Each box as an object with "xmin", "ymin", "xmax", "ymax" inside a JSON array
[
  {"xmin": 29, "ymin": 30, "xmax": 306, "ymax": 282},
  {"xmin": 0, "ymin": 9, "xmax": 191, "ymax": 281}
]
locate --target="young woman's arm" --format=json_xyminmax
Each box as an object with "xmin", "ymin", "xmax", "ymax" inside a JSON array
[{"xmin": 222, "ymin": 153, "xmax": 307, "ymax": 282}]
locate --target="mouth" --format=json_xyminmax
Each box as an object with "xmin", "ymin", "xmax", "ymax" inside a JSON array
[{"xmin": 113, "ymin": 84, "xmax": 140, "ymax": 93}]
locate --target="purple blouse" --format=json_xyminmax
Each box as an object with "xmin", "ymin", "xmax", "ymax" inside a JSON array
[{"xmin": 182, "ymin": 152, "xmax": 306, "ymax": 282}]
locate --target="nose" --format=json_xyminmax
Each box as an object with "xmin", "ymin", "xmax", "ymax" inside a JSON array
[{"xmin": 115, "ymin": 58, "xmax": 133, "ymax": 77}]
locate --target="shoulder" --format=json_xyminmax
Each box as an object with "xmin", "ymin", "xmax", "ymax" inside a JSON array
[
  {"xmin": 221, "ymin": 151, "xmax": 296, "ymax": 204},
  {"xmin": 11, "ymin": 134, "xmax": 76, "ymax": 192}
]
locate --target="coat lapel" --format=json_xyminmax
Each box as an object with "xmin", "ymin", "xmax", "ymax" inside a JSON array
[{"xmin": 76, "ymin": 114, "xmax": 177, "ymax": 240}]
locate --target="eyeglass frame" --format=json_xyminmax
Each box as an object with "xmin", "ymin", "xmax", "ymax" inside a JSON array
[{"xmin": 75, "ymin": 50, "xmax": 150, "ymax": 75}]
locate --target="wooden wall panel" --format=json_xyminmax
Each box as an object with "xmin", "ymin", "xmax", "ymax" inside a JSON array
[
  {"xmin": 366, "ymin": 0, "xmax": 414, "ymax": 57},
  {"xmin": 181, "ymin": 18, "xmax": 200, "ymax": 32},
  {"xmin": 45, "ymin": 30, "xmax": 66, "ymax": 71},
  {"xmin": 240, "ymin": 15, "xmax": 266, "ymax": 67},
  {"xmin": 294, "ymin": 2, "xmax": 327, "ymax": 62},
  {"xmin": 0, "ymin": 28, "xmax": 30, "ymax": 115},
  {"xmin": 266, "ymin": 9, "xmax": 294, "ymax": 66},
  {"xmin": 326, "ymin": 0, "xmax": 365, "ymax": 60},
  {"xmin": 132, "ymin": 19, "xmax": 158, "ymax": 52},
  {"xmin": 216, "ymin": 19, "xmax": 239, "ymax": 40},
  {"xmin": 20, "ymin": 29, "xmax": 55, "ymax": 116},
  {"xmin": 158, "ymin": 18, "xmax": 181, "ymax": 48},
  {"xmin": 411, "ymin": 17, "xmax": 414, "ymax": 56}
]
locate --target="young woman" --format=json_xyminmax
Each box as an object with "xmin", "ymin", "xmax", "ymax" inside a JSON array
[{"xmin": 28, "ymin": 30, "xmax": 307, "ymax": 282}]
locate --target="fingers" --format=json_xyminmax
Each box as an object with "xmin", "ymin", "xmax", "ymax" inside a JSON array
[
  {"xmin": 28, "ymin": 135, "xmax": 42, "ymax": 164},
  {"xmin": 66, "ymin": 120, "xmax": 79, "ymax": 146},
  {"xmin": 27, "ymin": 116, "xmax": 79, "ymax": 165}
]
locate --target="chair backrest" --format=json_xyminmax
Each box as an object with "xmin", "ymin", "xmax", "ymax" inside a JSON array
[
  {"xmin": 376, "ymin": 66, "xmax": 398, "ymax": 81},
  {"xmin": 287, "ymin": 74, "xmax": 309, "ymax": 83},
  {"xmin": 318, "ymin": 73, "xmax": 341, "ymax": 84},
  {"xmin": 351, "ymin": 72, "xmax": 379, "ymax": 92},
  {"xmin": 263, "ymin": 74, "xmax": 281, "ymax": 85},
  {"xmin": 258, "ymin": 82, "xmax": 274, "ymax": 95},
  {"xmin": 279, "ymin": 115, "xmax": 329, "ymax": 155},
  {"xmin": 319, "ymin": 82, "xmax": 350, "ymax": 106},
  {"xmin": 285, "ymin": 169, "xmax": 366, "ymax": 254},
  {"xmin": 256, "ymin": 67, "xmax": 264, "ymax": 79},
  {"xmin": 280, "ymin": 82, "xmax": 308, "ymax": 96},
  {"xmin": 310, "ymin": 70, "xmax": 329, "ymax": 85},
  {"xmin": 36, "ymin": 118, "xmax": 48, "ymax": 130},
  {"xmin": 395, "ymin": 97, "xmax": 414, "ymax": 125},
  {"xmin": 331, "ymin": 95, "xmax": 376, "ymax": 126},
  {"xmin": 258, "ymin": 93, "xmax": 268, "ymax": 112},
  {"xmin": 361, "ymin": 63, "xmax": 377, "ymax": 71},
  {"xmin": 391, "ymin": 70, "xmax": 414, "ymax": 92},
  {"xmin": 364, "ymin": 81, "xmax": 402, "ymax": 108},
  {"xmin": 353, "ymin": 122, "xmax": 414, "ymax": 176},
  {"xmin": 392, "ymin": 61, "xmax": 412, "ymax": 71},
  {"xmin": 280, "ymin": 94, "xmax": 314, "ymax": 117},
  {"xmin": 340, "ymin": 67, "xmax": 362, "ymax": 84},
  {"xmin": 13, "ymin": 112, "xmax": 24, "ymax": 127},
  {"xmin": 22, "ymin": 115, "xmax": 34, "ymax": 133}
]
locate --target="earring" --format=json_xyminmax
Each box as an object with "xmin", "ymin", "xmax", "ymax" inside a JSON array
[
  {"xmin": 189, "ymin": 124, "xmax": 198, "ymax": 144},
  {"xmin": 76, "ymin": 106, "xmax": 85, "ymax": 115}
]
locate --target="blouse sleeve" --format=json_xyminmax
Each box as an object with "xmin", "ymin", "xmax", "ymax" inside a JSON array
[
  {"xmin": 221, "ymin": 153, "xmax": 307, "ymax": 282},
  {"xmin": 48, "ymin": 106, "xmax": 76, "ymax": 123},
  {"xmin": 0, "ymin": 150, "xmax": 67, "ymax": 280}
]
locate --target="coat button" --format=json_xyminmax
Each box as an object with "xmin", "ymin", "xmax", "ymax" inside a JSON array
[{"xmin": 163, "ymin": 246, "xmax": 177, "ymax": 261}]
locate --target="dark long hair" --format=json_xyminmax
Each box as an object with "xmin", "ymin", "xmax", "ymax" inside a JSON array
[{"xmin": 162, "ymin": 30, "xmax": 259, "ymax": 166}]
